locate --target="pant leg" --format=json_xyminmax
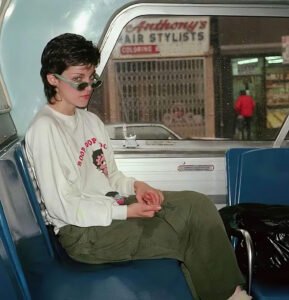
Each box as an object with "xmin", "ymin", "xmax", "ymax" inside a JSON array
[
  {"xmin": 58, "ymin": 209, "xmax": 181, "ymax": 264},
  {"xmin": 58, "ymin": 191, "xmax": 244, "ymax": 300},
  {"xmin": 155, "ymin": 191, "xmax": 244, "ymax": 300},
  {"xmin": 244, "ymin": 117, "xmax": 251, "ymax": 140}
]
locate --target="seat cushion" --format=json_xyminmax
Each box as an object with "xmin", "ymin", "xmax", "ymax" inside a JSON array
[{"xmin": 25, "ymin": 257, "xmax": 193, "ymax": 300}]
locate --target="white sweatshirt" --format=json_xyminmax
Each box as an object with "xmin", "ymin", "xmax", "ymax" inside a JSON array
[{"xmin": 25, "ymin": 105, "xmax": 135, "ymax": 231}]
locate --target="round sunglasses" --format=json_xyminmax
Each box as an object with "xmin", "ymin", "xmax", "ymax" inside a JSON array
[{"xmin": 54, "ymin": 73, "xmax": 102, "ymax": 91}]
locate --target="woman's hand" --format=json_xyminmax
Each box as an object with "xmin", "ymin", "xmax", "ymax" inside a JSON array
[
  {"xmin": 127, "ymin": 202, "xmax": 161, "ymax": 218},
  {"xmin": 134, "ymin": 181, "xmax": 164, "ymax": 206}
]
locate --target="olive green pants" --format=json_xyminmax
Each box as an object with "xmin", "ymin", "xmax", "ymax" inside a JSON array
[{"xmin": 58, "ymin": 191, "xmax": 244, "ymax": 300}]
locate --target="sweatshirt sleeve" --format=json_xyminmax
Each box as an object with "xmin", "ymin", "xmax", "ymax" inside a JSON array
[{"xmin": 25, "ymin": 117, "xmax": 127, "ymax": 228}]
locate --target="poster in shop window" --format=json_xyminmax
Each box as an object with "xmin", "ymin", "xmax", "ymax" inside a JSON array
[{"xmin": 113, "ymin": 16, "xmax": 210, "ymax": 58}]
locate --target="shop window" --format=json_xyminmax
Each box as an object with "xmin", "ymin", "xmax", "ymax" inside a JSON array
[{"xmin": 265, "ymin": 56, "xmax": 289, "ymax": 129}]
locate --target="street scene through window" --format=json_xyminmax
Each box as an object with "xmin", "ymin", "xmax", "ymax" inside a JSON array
[{"xmin": 89, "ymin": 16, "xmax": 289, "ymax": 141}]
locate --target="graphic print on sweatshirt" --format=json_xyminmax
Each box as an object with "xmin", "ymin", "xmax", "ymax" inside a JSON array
[
  {"xmin": 92, "ymin": 148, "xmax": 108, "ymax": 176},
  {"xmin": 77, "ymin": 137, "xmax": 107, "ymax": 167}
]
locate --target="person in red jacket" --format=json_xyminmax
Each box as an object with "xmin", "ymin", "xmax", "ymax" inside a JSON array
[{"xmin": 234, "ymin": 90, "xmax": 256, "ymax": 140}]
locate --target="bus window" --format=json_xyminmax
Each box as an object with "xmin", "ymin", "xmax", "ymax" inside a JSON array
[
  {"xmin": 0, "ymin": 64, "xmax": 10, "ymax": 116},
  {"xmin": 0, "ymin": 73, "xmax": 16, "ymax": 147},
  {"xmin": 88, "ymin": 15, "xmax": 289, "ymax": 141}
]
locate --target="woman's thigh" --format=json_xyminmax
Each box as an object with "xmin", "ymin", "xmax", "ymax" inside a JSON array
[
  {"xmin": 58, "ymin": 214, "xmax": 181, "ymax": 264},
  {"xmin": 58, "ymin": 190, "xmax": 213, "ymax": 264}
]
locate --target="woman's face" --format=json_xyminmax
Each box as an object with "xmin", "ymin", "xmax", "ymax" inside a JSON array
[{"xmin": 48, "ymin": 64, "xmax": 96, "ymax": 115}]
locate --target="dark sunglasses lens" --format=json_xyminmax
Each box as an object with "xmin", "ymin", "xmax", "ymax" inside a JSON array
[
  {"xmin": 77, "ymin": 82, "xmax": 89, "ymax": 91},
  {"xmin": 91, "ymin": 80, "xmax": 102, "ymax": 89}
]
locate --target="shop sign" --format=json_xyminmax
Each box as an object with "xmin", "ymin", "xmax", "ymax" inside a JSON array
[{"xmin": 113, "ymin": 16, "xmax": 210, "ymax": 58}]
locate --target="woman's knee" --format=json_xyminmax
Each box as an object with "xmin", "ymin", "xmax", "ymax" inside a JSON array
[
  {"xmin": 172, "ymin": 191, "xmax": 223, "ymax": 226},
  {"xmin": 164, "ymin": 190, "xmax": 214, "ymax": 209}
]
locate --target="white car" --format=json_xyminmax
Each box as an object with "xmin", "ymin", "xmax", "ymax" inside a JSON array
[{"xmin": 105, "ymin": 123, "xmax": 182, "ymax": 140}]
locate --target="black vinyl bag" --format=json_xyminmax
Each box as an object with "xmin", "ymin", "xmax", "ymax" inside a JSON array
[{"xmin": 219, "ymin": 203, "xmax": 289, "ymax": 283}]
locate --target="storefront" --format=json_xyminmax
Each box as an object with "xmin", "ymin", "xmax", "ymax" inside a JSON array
[
  {"xmin": 100, "ymin": 16, "xmax": 215, "ymax": 139},
  {"xmin": 218, "ymin": 17, "xmax": 289, "ymax": 139}
]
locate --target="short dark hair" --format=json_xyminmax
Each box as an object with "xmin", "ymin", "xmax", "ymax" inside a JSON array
[{"xmin": 40, "ymin": 33, "xmax": 100, "ymax": 103}]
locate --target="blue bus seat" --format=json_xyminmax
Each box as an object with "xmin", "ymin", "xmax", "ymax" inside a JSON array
[
  {"xmin": 0, "ymin": 142, "xmax": 193, "ymax": 300},
  {"xmin": 0, "ymin": 203, "xmax": 31, "ymax": 300},
  {"xmin": 225, "ymin": 147, "xmax": 289, "ymax": 300},
  {"xmin": 225, "ymin": 148, "xmax": 256, "ymax": 205},
  {"xmin": 237, "ymin": 148, "xmax": 289, "ymax": 205}
]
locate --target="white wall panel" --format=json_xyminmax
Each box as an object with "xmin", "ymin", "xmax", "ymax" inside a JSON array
[{"xmin": 115, "ymin": 156, "xmax": 226, "ymax": 196}]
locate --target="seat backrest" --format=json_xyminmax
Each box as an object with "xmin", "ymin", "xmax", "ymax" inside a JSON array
[
  {"xmin": 0, "ymin": 202, "xmax": 31, "ymax": 300},
  {"xmin": 236, "ymin": 148, "xmax": 289, "ymax": 205},
  {"xmin": 14, "ymin": 143, "xmax": 54, "ymax": 257},
  {"xmin": 0, "ymin": 147, "xmax": 52, "ymax": 267},
  {"xmin": 225, "ymin": 148, "xmax": 255, "ymax": 205},
  {"xmin": 15, "ymin": 143, "xmax": 76, "ymax": 262}
]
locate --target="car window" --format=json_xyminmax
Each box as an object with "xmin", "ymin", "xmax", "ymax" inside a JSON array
[
  {"xmin": 114, "ymin": 126, "xmax": 178, "ymax": 140},
  {"xmin": 89, "ymin": 15, "xmax": 289, "ymax": 141}
]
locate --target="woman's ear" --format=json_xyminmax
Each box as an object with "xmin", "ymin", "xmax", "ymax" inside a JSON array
[{"xmin": 47, "ymin": 73, "xmax": 57, "ymax": 86}]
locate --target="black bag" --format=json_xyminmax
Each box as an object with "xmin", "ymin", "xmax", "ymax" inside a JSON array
[{"xmin": 219, "ymin": 203, "xmax": 289, "ymax": 283}]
